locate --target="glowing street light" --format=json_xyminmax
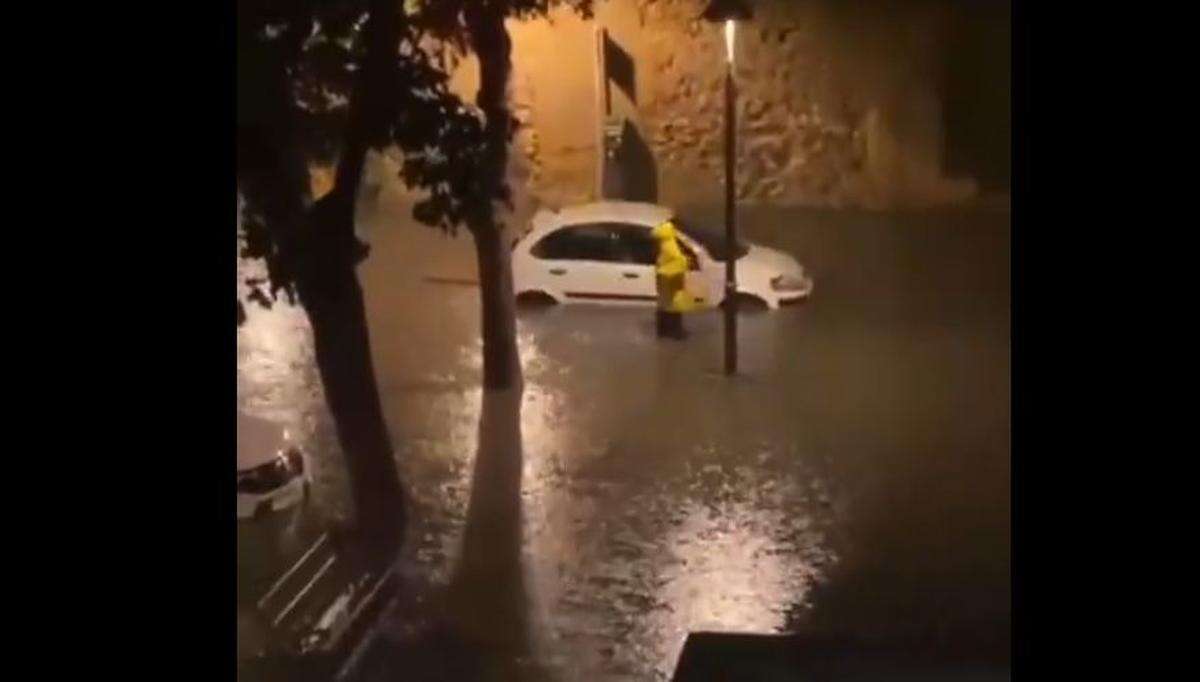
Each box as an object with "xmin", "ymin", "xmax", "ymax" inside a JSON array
[
  {"xmin": 725, "ymin": 19, "xmax": 737, "ymax": 65},
  {"xmin": 701, "ymin": 0, "xmax": 752, "ymax": 375}
]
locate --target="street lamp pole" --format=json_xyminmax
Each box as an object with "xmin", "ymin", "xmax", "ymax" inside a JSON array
[
  {"xmin": 723, "ymin": 55, "xmax": 737, "ymax": 375},
  {"xmin": 703, "ymin": 0, "xmax": 751, "ymax": 376}
]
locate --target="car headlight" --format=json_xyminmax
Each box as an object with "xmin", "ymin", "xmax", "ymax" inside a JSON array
[{"xmin": 771, "ymin": 274, "xmax": 808, "ymax": 292}]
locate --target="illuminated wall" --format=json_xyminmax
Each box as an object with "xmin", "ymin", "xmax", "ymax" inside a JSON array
[{"xmin": 397, "ymin": 0, "xmax": 1005, "ymax": 215}]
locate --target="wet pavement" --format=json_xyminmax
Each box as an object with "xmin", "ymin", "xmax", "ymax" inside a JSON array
[{"xmin": 237, "ymin": 194, "xmax": 1010, "ymax": 680}]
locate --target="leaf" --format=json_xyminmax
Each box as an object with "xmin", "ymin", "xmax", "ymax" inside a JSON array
[{"xmin": 238, "ymin": 0, "xmax": 598, "ymax": 305}]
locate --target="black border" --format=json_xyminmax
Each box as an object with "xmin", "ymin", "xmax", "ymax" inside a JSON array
[{"xmin": 78, "ymin": 0, "xmax": 1097, "ymax": 677}]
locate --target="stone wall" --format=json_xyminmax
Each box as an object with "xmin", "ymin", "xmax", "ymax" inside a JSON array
[
  {"xmin": 369, "ymin": 0, "xmax": 987, "ymax": 218},
  {"xmin": 503, "ymin": 0, "xmax": 979, "ymax": 211}
]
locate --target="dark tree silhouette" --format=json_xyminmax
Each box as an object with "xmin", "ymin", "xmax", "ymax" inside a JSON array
[
  {"xmin": 237, "ymin": 0, "xmax": 591, "ymax": 539},
  {"xmin": 408, "ymin": 0, "xmax": 593, "ymax": 389},
  {"xmin": 238, "ymin": 0, "xmax": 480, "ymax": 542}
]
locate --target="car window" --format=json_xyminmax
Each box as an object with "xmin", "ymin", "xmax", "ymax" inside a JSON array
[
  {"xmin": 613, "ymin": 225, "xmax": 658, "ymax": 265},
  {"xmin": 673, "ymin": 217, "xmax": 748, "ymax": 261},
  {"xmin": 607, "ymin": 223, "xmax": 701, "ymax": 269},
  {"xmin": 531, "ymin": 224, "xmax": 622, "ymax": 262}
]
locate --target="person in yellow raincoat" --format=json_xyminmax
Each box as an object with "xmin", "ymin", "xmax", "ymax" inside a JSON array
[{"xmin": 652, "ymin": 220, "xmax": 696, "ymax": 339}]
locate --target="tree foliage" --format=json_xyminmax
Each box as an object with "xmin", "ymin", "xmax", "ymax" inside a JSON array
[{"xmin": 237, "ymin": 0, "xmax": 592, "ymax": 318}]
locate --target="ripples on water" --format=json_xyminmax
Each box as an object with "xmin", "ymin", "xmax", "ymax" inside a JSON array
[
  {"xmin": 236, "ymin": 256, "xmax": 350, "ymax": 522},
  {"xmin": 239, "ymin": 267, "xmax": 836, "ymax": 681},
  {"xmin": 374, "ymin": 314, "xmax": 837, "ymax": 681},
  {"xmin": 239, "ymin": 204, "xmax": 1009, "ymax": 678}
]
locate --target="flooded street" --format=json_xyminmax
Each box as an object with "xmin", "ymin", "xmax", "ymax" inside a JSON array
[{"xmin": 237, "ymin": 197, "xmax": 1010, "ymax": 680}]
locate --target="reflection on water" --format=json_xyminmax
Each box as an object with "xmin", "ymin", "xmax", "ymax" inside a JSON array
[
  {"xmin": 358, "ymin": 313, "xmax": 838, "ymax": 681},
  {"xmin": 237, "ymin": 204, "xmax": 1010, "ymax": 679},
  {"xmin": 236, "ymin": 265, "xmax": 350, "ymax": 522},
  {"xmin": 523, "ymin": 455, "xmax": 835, "ymax": 681}
]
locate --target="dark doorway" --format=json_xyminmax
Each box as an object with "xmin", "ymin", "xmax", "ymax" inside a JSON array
[
  {"xmin": 611, "ymin": 119, "xmax": 658, "ymax": 203},
  {"xmin": 598, "ymin": 31, "xmax": 658, "ymax": 203},
  {"xmin": 943, "ymin": 2, "xmax": 1011, "ymax": 192}
]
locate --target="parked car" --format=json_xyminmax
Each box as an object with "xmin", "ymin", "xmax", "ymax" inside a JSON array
[
  {"xmin": 237, "ymin": 413, "xmax": 310, "ymax": 520},
  {"xmin": 512, "ymin": 201, "xmax": 813, "ymax": 309}
]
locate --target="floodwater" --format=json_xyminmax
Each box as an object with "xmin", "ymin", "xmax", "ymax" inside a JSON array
[{"xmin": 237, "ymin": 196, "xmax": 1010, "ymax": 680}]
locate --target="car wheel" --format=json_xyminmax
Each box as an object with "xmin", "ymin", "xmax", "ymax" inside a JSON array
[
  {"xmin": 516, "ymin": 291, "xmax": 558, "ymax": 307},
  {"xmin": 253, "ymin": 499, "xmax": 273, "ymax": 519},
  {"xmin": 722, "ymin": 293, "xmax": 769, "ymax": 314}
]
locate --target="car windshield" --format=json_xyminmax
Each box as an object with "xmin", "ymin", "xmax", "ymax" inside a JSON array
[{"xmin": 673, "ymin": 218, "xmax": 749, "ymax": 261}]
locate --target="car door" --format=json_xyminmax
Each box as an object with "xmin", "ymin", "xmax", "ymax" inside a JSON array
[
  {"xmin": 528, "ymin": 223, "xmax": 627, "ymax": 302},
  {"xmin": 611, "ymin": 224, "xmax": 660, "ymax": 302}
]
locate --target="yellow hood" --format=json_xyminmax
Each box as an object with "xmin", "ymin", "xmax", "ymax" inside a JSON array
[{"xmin": 652, "ymin": 221, "xmax": 677, "ymax": 241}]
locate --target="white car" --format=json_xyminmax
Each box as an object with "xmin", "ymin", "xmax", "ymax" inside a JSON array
[
  {"xmin": 237, "ymin": 413, "xmax": 310, "ymax": 520},
  {"xmin": 512, "ymin": 201, "xmax": 813, "ymax": 309}
]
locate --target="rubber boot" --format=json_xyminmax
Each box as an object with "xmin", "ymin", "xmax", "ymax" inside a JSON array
[{"xmin": 667, "ymin": 312, "xmax": 687, "ymax": 340}]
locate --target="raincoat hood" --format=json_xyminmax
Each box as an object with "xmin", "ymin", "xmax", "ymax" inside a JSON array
[
  {"xmin": 652, "ymin": 220, "xmax": 696, "ymax": 312},
  {"xmin": 652, "ymin": 221, "xmax": 678, "ymax": 241}
]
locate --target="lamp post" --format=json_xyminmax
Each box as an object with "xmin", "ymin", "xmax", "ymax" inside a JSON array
[{"xmin": 702, "ymin": 0, "xmax": 751, "ymax": 376}]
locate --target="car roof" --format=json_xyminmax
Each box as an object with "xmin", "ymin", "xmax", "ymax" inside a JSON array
[
  {"xmin": 237, "ymin": 412, "xmax": 287, "ymax": 471},
  {"xmin": 551, "ymin": 201, "xmax": 673, "ymax": 228}
]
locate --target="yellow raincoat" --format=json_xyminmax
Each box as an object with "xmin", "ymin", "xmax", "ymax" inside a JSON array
[{"xmin": 652, "ymin": 221, "xmax": 697, "ymax": 313}]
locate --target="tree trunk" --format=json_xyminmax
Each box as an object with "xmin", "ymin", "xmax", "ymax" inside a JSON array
[
  {"xmin": 466, "ymin": 3, "xmax": 523, "ymax": 391},
  {"xmin": 296, "ymin": 256, "xmax": 404, "ymax": 543},
  {"xmin": 238, "ymin": 1, "xmax": 407, "ymax": 548},
  {"xmin": 297, "ymin": 0, "xmax": 406, "ymax": 544},
  {"xmin": 473, "ymin": 225, "xmax": 521, "ymax": 390}
]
